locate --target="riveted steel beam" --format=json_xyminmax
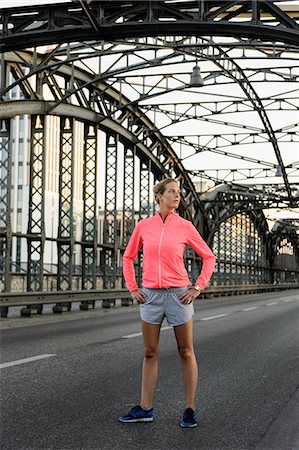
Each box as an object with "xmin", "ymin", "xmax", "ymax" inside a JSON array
[
  {"xmin": 1, "ymin": 48, "xmax": 296, "ymax": 208},
  {"xmin": 81, "ymin": 122, "xmax": 97, "ymax": 293},
  {"xmin": 1, "ymin": 1, "xmax": 299, "ymax": 52},
  {"xmin": 122, "ymin": 145, "xmax": 135, "ymax": 247},
  {"xmin": 27, "ymin": 115, "xmax": 46, "ymax": 304},
  {"xmin": 0, "ymin": 119, "xmax": 12, "ymax": 293},
  {"xmin": 102, "ymin": 132, "xmax": 118, "ymax": 299},
  {"xmin": 57, "ymin": 117, "xmax": 74, "ymax": 292},
  {"xmin": 139, "ymin": 159, "xmax": 152, "ymax": 220}
]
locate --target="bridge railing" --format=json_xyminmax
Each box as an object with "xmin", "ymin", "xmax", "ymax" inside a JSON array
[{"xmin": 1, "ymin": 283, "xmax": 298, "ymax": 318}]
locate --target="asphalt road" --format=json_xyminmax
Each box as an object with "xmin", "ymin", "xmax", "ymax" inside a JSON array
[{"xmin": 1, "ymin": 290, "xmax": 299, "ymax": 450}]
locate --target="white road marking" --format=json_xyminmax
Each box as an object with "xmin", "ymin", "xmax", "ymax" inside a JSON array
[
  {"xmin": 283, "ymin": 299, "xmax": 294, "ymax": 303},
  {"xmin": 122, "ymin": 297, "xmax": 295, "ymax": 337},
  {"xmin": 122, "ymin": 332, "xmax": 143, "ymax": 339},
  {"xmin": 0, "ymin": 354, "xmax": 56, "ymax": 369},
  {"xmin": 200, "ymin": 314, "xmax": 228, "ymax": 321},
  {"xmin": 122, "ymin": 325, "xmax": 173, "ymax": 339}
]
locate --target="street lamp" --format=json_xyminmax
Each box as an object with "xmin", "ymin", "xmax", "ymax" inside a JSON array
[
  {"xmin": 275, "ymin": 165, "xmax": 282, "ymax": 177},
  {"xmin": 189, "ymin": 65, "xmax": 204, "ymax": 87}
]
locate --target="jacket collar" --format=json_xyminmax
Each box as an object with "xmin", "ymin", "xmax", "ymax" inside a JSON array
[{"xmin": 155, "ymin": 210, "xmax": 177, "ymax": 224}]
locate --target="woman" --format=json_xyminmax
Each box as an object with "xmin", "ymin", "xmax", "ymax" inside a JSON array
[{"xmin": 119, "ymin": 178, "xmax": 216, "ymax": 427}]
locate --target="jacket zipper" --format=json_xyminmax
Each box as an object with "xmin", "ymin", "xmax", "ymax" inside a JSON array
[{"xmin": 158, "ymin": 224, "xmax": 165, "ymax": 288}]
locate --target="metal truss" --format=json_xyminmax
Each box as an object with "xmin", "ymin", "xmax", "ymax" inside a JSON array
[
  {"xmin": 0, "ymin": 50, "xmax": 202, "ymax": 214},
  {"xmin": 1, "ymin": 1, "xmax": 299, "ymax": 51},
  {"xmin": 82, "ymin": 123, "xmax": 97, "ymax": 291},
  {"xmin": 203, "ymin": 185, "xmax": 278, "ymax": 230},
  {"xmin": 25, "ymin": 114, "xmax": 46, "ymax": 314},
  {"xmin": 123, "ymin": 145, "xmax": 135, "ymax": 246},
  {"xmin": 2, "ymin": 31, "xmax": 296, "ymax": 205},
  {"xmin": 201, "ymin": 185, "xmax": 299, "ymax": 285},
  {"xmin": 211, "ymin": 210, "xmax": 273, "ymax": 285},
  {"xmin": 0, "ymin": 120, "xmax": 12, "ymax": 292},
  {"xmin": 139, "ymin": 159, "xmax": 153, "ymax": 220},
  {"xmin": 102, "ymin": 132, "xmax": 118, "ymax": 291},
  {"xmin": 0, "ymin": 0, "xmax": 298, "ymax": 298},
  {"xmin": 57, "ymin": 117, "xmax": 74, "ymax": 292},
  {"xmin": 270, "ymin": 219, "xmax": 299, "ymax": 280},
  {"xmin": 0, "ymin": 55, "xmax": 202, "ymax": 296}
]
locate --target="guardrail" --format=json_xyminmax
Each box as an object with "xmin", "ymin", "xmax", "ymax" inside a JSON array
[{"xmin": 0, "ymin": 283, "xmax": 298, "ymax": 318}]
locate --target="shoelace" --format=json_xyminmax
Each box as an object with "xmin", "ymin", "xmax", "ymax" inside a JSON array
[
  {"xmin": 129, "ymin": 405, "xmax": 143, "ymax": 418},
  {"xmin": 183, "ymin": 408, "xmax": 196, "ymax": 422}
]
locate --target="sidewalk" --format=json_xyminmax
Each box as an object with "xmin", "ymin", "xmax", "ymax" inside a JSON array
[
  {"xmin": 255, "ymin": 388, "xmax": 299, "ymax": 450},
  {"xmin": 0, "ymin": 299, "xmax": 140, "ymax": 330}
]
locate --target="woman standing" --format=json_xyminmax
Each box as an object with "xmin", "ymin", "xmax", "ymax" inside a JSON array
[{"xmin": 119, "ymin": 178, "xmax": 216, "ymax": 427}]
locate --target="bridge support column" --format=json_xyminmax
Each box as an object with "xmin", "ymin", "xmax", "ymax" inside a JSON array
[
  {"xmin": 22, "ymin": 115, "xmax": 46, "ymax": 317},
  {"xmin": 0, "ymin": 120, "xmax": 12, "ymax": 318},
  {"xmin": 54, "ymin": 117, "xmax": 75, "ymax": 313},
  {"xmin": 80, "ymin": 123, "xmax": 97, "ymax": 311},
  {"xmin": 121, "ymin": 145, "xmax": 135, "ymax": 306},
  {"xmin": 102, "ymin": 133, "xmax": 118, "ymax": 308}
]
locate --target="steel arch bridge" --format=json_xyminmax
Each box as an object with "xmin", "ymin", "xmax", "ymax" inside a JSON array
[{"xmin": 0, "ymin": 1, "xmax": 298, "ymax": 313}]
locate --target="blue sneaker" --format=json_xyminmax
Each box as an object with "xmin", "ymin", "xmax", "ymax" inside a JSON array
[
  {"xmin": 180, "ymin": 408, "xmax": 198, "ymax": 428},
  {"xmin": 119, "ymin": 405, "xmax": 154, "ymax": 423}
]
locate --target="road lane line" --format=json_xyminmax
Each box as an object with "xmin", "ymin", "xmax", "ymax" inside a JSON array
[
  {"xmin": 242, "ymin": 307, "xmax": 258, "ymax": 311},
  {"xmin": 0, "ymin": 354, "xmax": 56, "ymax": 369},
  {"xmin": 267, "ymin": 302, "xmax": 278, "ymax": 306},
  {"xmin": 200, "ymin": 314, "xmax": 228, "ymax": 321},
  {"xmin": 122, "ymin": 332, "xmax": 143, "ymax": 339},
  {"xmin": 122, "ymin": 325, "xmax": 173, "ymax": 339}
]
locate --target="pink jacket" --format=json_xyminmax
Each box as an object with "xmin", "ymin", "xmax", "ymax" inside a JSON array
[{"xmin": 123, "ymin": 211, "xmax": 216, "ymax": 292}]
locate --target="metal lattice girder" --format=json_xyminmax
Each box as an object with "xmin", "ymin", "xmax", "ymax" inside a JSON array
[
  {"xmin": 139, "ymin": 159, "xmax": 152, "ymax": 219},
  {"xmin": 0, "ymin": 3, "xmax": 297, "ymax": 297},
  {"xmin": 101, "ymin": 247, "xmax": 115, "ymax": 291},
  {"xmin": 104, "ymin": 133, "xmax": 118, "ymax": 245},
  {"xmin": 167, "ymin": 129, "xmax": 298, "ymax": 166},
  {"xmin": 204, "ymin": 184, "xmax": 271, "ymax": 238},
  {"xmin": 0, "ymin": 50, "xmax": 214, "ymax": 215},
  {"xmin": 212, "ymin": 211, "xmax": 271, "ymax": 286},
  {"xmin": 57, "ymin": 117, "xmax": 74, "ymax": 291},
  {"xmin": 271, "ymin": 220, "xmax": 299, "ymax": 276},
  {"xmin": 122, "ymin": 146, "xmax": 135, "ymax": 246},
  {"xmin": 27, "ymin": 115, "xmax": 46, "ymax": 292},
  {"xmin": 205, "ymin": 45, "xmax": 294, "ymax": 204},
  {"xmin": 132, "ymin": 42, "xmax": 296, "ymax": 205},
  {"xmin": 196, "ymin": 172, "xmax": 295, "ymax": 210},
  {"xmin": 0, "ymin": 47, "xmax": 296, "ymax": 264},
  {"xmin": 102, "ymin": 133, "xmax": 118, "ymax": 289},
  {"xmin": 0, "ymin": 12, "xmax": 297, "ymax": 210},
  {"xmin": 1, "ymin": 1, "xmax": 299, "ymax": 52},
  {"xmin": 187, "ymin": 166, "xmax": 298, "ymax": 183},
  {"xmin": 81, "ymin": 122, "xmax": 97, "ymax": 290},
  {"xmin": 0, "ymin": 119, "xmax": 12, "ymax": 292}
]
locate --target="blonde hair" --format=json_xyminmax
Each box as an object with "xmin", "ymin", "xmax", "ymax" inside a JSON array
[{"xmin": 153, "ymin": 178, "xmax": 178, "ymax": 204}]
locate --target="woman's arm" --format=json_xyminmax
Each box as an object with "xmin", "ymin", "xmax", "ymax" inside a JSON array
[
  {"xmin": 186, "ymin": 223, "xmax": 216, "ymax": 291},
  {"xmin": 122, "ymin": 222, "xmax": 143, "ymax": 292}
]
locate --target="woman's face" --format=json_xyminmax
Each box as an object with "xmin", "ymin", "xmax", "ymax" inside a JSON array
[{"xmin": 159, "ymin": 182, "xmax": 180, "ymax": 209}]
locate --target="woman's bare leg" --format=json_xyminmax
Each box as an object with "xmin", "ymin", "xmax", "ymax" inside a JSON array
[
  {"xmin": 140, "ymin": 320, "xmax": 161, "ymax": 410},
  {"xmin": 174, "ymin": 319, "xmax": 198, "ymax": 410}
]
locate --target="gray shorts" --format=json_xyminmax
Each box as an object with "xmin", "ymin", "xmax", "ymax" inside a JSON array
[{"xmin": 140, "ymin": 286, "xmax": 194, "ymax": 327}]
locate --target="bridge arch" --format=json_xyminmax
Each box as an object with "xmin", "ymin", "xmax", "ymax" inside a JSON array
[{"xmin": 0, "ymin": 1, "xmax": 298, "ymax": 310}]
